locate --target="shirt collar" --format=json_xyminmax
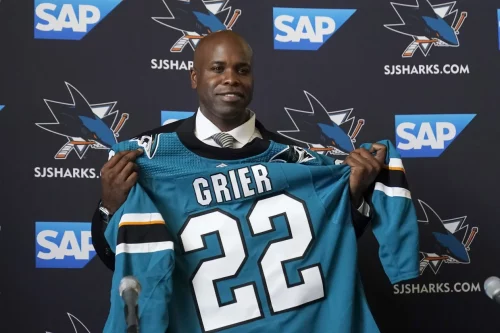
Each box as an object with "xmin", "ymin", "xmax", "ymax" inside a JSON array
[{"xmin": 195, "ymin": 108, "xmax": 257, "ymax": 145}]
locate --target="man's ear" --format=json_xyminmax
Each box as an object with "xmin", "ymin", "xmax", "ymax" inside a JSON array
[{"xmin": 190, "ymin": 69, "xmax": 197, "ymax": 89}]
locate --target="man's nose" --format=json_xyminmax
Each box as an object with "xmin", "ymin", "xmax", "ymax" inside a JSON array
[{"xmin": 223, "ymin": 70, "xmax": 240, "ymax": 85}]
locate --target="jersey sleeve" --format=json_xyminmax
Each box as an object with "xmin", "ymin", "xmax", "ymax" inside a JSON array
[
  {"xmin": 103, "ymin": 143, "xmax": 175, "ymax": 333},
  {"xmin": 360, "ymin": 140, "xmax": 420, "ymax": 284}
]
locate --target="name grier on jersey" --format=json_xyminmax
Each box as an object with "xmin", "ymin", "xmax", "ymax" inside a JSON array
[{"xmin": 193, "ymin": 164, "xmax": 272, "ymax": 206}]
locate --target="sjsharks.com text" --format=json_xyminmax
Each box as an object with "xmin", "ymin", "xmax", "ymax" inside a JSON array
[
  {"xmin": 394, "ymin": 282, "xmax": 481, "ymax": 294},
  {"xmin": 34, "ymin": 167, "xmax": 99, "ymax": 179},
  {"xmin": 384, "ymin": 64, "xmax": 470, "ymax": 75}
]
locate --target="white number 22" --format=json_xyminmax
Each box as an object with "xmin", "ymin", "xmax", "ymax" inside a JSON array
[{"xmin": 179, "ymin": 193, "xmax": 325, "ymax": 332}]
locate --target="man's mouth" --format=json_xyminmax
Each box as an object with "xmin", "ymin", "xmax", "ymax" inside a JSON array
[{"xmin": 217, "ymin": 92, "xmax": 244, "ymax": 102}]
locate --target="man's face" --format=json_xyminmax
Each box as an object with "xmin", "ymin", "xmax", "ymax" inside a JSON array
[{"xmin": 190, "ymin": 38, "xmax": 253, "ymax": 120}]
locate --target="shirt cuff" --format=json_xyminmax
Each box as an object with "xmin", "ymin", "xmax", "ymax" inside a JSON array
[{"xmin": 357, "ymin": 197, "xmax": 370, "ymax": 217}]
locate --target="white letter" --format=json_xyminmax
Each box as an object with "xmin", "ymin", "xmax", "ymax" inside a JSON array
[
  {"xmin": 79, "ymin": 5, "xmax": 100, "ymax": 32},
  {"xmin": 396, "ymin": 122, "xmax": 417, "ymax": 150},
  {"xmin": 314, "ymin": 16, "xmax": 335, "ymax": 42},
  {"xmin": 238, "ymin": 168, "xmax": 255, "ymax": 197},
  {"xmin": 274, "ymin": 15, "xmax": 295, "ymax": 42},
  {"xmin": 211, "ymin": 174, "xmax": 231, "ymax": 203},
  {"xmin": 435, "ymin": 122, "xmax": 456, "ymax": 148},
  {"xmin": 35, "ymin": 3, "xmax": 57, "ymax": 31},
  {"xmin": 37, "ymin": 230, "xmax": 59, "ymax": 260},
  {"xmin": 57, "ymin": 231, "xmax": 82, "ymax": 259},
  {"xmin": 251, "ymin": 165, "xmax": 271, "ymax": 193},
  {"xmin": 57, "ymin": 4, "xmax": 79, "ymax": 32},
  {"xmin": 295, "ymin": 16, "xmax": 316, "ymax": 42},
  {"xmin": 193, "ymin": 178, "xmax": 212, "ymax": 205}
]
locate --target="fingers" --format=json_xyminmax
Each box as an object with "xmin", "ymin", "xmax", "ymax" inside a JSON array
[
  {"xmin": 103, "ymin": 149, "xmax": 143, "ymax": 171},
  {"xmin": 356, "ymin": 148, "xmax": 383, "ymax": 171},
  {"xmin": 102, "ymin": 149, "xmax": 143, "ymax": 175},
  {"xmin": 344, "ymin": 144, "xmax": 387, "ymax": 172},
  {"xmin": 369, "ymin": 143, "xmax": 387, "ymax": 164},
  {"xmin": 125, "ymin": 171, "xmax": 139, "ymax": 187},
  {"xmin": 344, "ymin": 150, "xmax": 366, "ymax": 167},
  {"xmin": 118, "ymin": 159, "xmax": 139, "ymax": 182}
]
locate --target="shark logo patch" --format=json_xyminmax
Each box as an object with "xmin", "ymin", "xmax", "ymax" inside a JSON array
[
  {"xmin": 385, "ymin": 0, "xmax": 467, "ymax": 58},
  {"xmin": 417, "ymin": 200, "xmax": 478, "ymax": 275},
  {"xmin": 36, "ymin": 82, "xmax": 129, "ymax": 160},
  {"xmin": 152, "ymin": 0, "xmax": 242, "ymax": 53},
  {"xmin": 278, "ymin": 91, "xmax": 364, "ymax": 161},
  {"xmin": 130, "ymin": 134, "xmax": 161, "ymax": 159},
  {"xmin": 269, "ymin": 145, "xmax": 316, "ymax": 164}
]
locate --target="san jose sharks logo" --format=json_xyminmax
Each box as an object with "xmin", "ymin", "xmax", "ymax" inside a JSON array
[
  {"xmin": 36, "ymin": 82, "xmax": 129, "ymax": 160},
  {"xmin": 385, "ymin": 1, "xmax": 467, "ymax": 58},
  {"xmin": 152, "ymin": 0, "xmax": 242, "ymax": 53},
  {"xmin": 278, "ymin": 91, "xmax": 365, "ymax": 160},
  {"xmin": 269, "ymin": 145, "xmax": 316, "ymax": 164},
  {"xmin": 417, "ymin": 200, "xmax": 478, "ymax": 275},
  {"xmin": 130, "ymin": 134, "xmax": 162, "ymax": 159},
  {"xmin": 46, "ymin": 313, "xmax": 91, "ymax": 333}
]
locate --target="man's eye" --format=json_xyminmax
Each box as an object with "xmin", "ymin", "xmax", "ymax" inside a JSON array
[
  {"xmin": 239, "ymin": 68, "xmax": 250, "ymax": 74},
  {"xmin": 212, "ymin": 66, "xmax": 223, "ymax": 72}
]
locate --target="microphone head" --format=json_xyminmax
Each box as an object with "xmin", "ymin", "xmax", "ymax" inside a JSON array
[
  {"xmin": 119, "ymin": 276, "xmax": 141, "ymax": 297},
  {"xmin": 484, "ymin": 276, "xmax": 500, "ymax": 299}
]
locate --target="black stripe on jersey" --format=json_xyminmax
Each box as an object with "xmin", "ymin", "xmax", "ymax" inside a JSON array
[
  {"xmin": 376, "ymin": 168, "xmax": 409, "ymax": 190},
  {"xmin": 117, "ymin": 224, "xmax": 172, "ymax": 245}
]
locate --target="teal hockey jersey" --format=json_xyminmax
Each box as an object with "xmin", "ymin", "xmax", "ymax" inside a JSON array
[{"xmin": 103, "ymin": 133, "xmax": 419, "ymax": 333}]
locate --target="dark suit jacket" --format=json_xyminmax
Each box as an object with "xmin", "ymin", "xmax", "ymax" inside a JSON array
[{"xmin": 91, "ymin": 114, "xmax": 372, "ymax": 271}]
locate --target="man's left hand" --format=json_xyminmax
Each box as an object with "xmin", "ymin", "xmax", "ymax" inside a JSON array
[{"xmin": 344, "ymin": 143, "xmax": 387, "ymax": 207}]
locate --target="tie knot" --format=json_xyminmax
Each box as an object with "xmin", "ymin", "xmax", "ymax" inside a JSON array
[{"xmin": 212, "ymin": 132, "xmax": 234, "ymax": 148}]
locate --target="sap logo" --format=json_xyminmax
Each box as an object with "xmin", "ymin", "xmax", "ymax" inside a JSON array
[
  {"xmin": 34, "ymin": 0, "xmax": 122, "ymax": 40},
  {"xmin": 395, "ymin": 114, "xmax": 475, "ymax": 158},
  {"xmin": 273, "ymin": 7, "xmax": 356, "ymax": 50},
  {"xmin": 35, "ymin": 221, "xmax": 96, "ymax": 268},
  {"xmin": 161, "ymin": 111, "xmax": 194, "ymax": 125}
]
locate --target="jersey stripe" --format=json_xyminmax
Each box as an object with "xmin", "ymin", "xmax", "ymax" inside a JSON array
[
  {"xmin": 385, "ymin": 158, "xmax": 405, "ymax": 172},
  {"xmin": 118, "ymin": 224, "xmax": 171, "ymax": 245},
  {"xmin": 118, "ymin": 213, "xmax": 164, "ymax": 226},
  {"xmin": 119, "ymin": 221, "xmax": 165, "ymax": 226},
  {"xmin": 374, "ymin": 183, "xmax": 411, "ymax": 199},
  {"xmin": 116, "ymin": 241, "xmax": 174, "ymax": 255},
  {"xmin": 376, "ymin": 168, "xmax": 409, "ymax": 190}
]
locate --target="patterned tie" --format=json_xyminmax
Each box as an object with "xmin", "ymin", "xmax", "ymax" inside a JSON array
[{"xmin": 212, "ymin": 132, "xmax": 234, "ymax": 148}]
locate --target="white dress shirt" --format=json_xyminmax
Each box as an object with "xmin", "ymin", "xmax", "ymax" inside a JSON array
[
  {"xmin": 194, "ymin": 108, "xmax": 262, "ymax": 148},
  {"xmin": 193, "ymin": 109, "xmax": 370, "ymax": 216}
]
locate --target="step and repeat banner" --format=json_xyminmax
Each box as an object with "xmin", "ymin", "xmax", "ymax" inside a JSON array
[{"xmin": 1, "ymin": 0, "xmax": 500, "ymax": 332}]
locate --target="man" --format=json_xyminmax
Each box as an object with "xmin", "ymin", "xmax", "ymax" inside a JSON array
[{"xmin": 91, "ymin": 30, "xmax": 387, "ymax": 271}]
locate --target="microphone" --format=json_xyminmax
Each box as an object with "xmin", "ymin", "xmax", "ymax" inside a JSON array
[
  {"xmin": 484, "ymin": 276, "xmax": 500, "ymax": 304},
  {"xmin": 119, "ymin": 276, "xmax": 142, "ymax": 333}
]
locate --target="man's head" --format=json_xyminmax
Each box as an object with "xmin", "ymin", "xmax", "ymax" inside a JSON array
[{"xmin": 190, "ymin": 30, "xmax": 253, "ymax": 124}]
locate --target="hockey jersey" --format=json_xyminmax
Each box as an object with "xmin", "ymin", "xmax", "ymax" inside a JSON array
[{"xmin": 103, "ymin": 133, "xmax": 419, "ymax": 333}]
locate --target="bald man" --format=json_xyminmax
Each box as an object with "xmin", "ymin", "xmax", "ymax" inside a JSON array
[{"xmin": 92, "ymin": 31, "xmax": 385, "ymax": 271}]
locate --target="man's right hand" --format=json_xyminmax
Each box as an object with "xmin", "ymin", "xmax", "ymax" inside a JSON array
[{"xmin": 100, "ymin": 149, "xmax": 143, "ymax": 214}]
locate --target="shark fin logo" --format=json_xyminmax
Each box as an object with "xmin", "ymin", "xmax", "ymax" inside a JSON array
[
  {"xmin": 152, "ymin": 0, "xmax": 242, "ymax": 53},
  {"xmin": 278, "ymin": 91, "xmax": 365, "ymax": 160},
  {"xmin": 46, "ymin": 313, "xmax": 91, "ymax": 333},
  {"xmin": 417, "ymin": 200, "xmax": 478, "ymax": 275},
  {"xmin": 385, "ymin": 0, "xmax": 467, "ymax": 58},
  {"xmin": 269, "ymin": 145, "xmax": 316, "ymax": 164},
  {"xmin": 36, "ymin": 82, "xmax": 129, "ymax": 160},
  {"xmin": 130, "ymin": 134, "xmax": 161, "ymax": 159}
]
